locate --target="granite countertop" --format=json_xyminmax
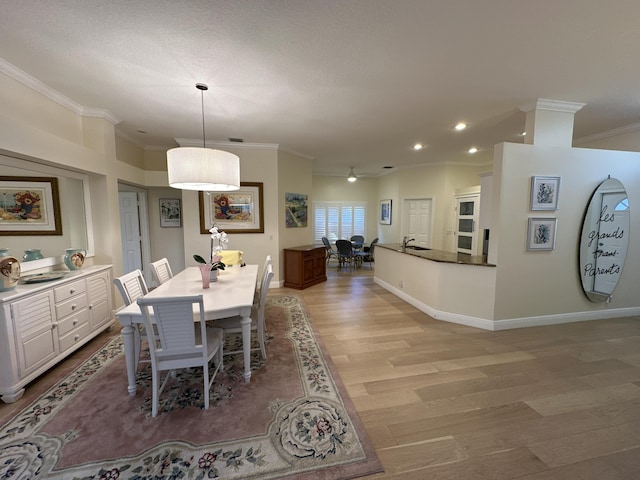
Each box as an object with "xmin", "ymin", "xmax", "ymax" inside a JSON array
[{"xmin": 378, "ymin": 243, "xmax": 495, "ymax": 267}]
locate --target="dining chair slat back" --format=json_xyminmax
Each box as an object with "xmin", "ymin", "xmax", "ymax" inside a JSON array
[
  {"xmin": 150, "ymin": 258, "xmax": 173, "ymax": 286},
  {"xmin": 254, "ymin": 254, "xmax": 272, "ymax": 305},
  {"xmin": 136, "ymin": 294, "xmax": 224, "ymax": 417},
  {"xmin": 114, "ymin": 269, "xmax": 149, "ymax": 305}
]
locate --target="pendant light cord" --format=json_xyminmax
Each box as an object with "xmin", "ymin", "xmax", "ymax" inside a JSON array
[{"xmin": 196, "ymin": 83, "xmax": 209, "ymax": 148}]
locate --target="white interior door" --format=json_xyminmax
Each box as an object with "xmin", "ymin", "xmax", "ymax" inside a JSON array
[
  {"xmin": 119, "ymin": 192, "xmax": 143, "ymax": 274},
  {"xmin": 403, "ymin": 198, "xmax": 432, "ymax": 247},
  {"xmin": 455, "ymin": 194, "xmax": 480, "ymax": 255}
]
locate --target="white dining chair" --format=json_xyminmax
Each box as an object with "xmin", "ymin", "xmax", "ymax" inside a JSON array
[
  {"xmin": 215, "ymin": 263, "xmax": 274, "ymax": 360},
  {"xmin": 253, "ymin": 254, "xmax": 272, "ymax": 305},
  {"xmin": 114, "ymin": 269, "xmax": 151, "ymax": 370},
  {"xmin": 137, "ymin": 294, "xmax": 224, "ymax": 417},
  {"xmin": 150, "ymin": 258, "xmax": 173, "ymax": 286}
]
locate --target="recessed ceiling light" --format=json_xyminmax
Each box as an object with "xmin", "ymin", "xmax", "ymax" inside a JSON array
[
  {"xmin": 454, "ymin": 122, "xmax": 467, "ymax": 131},
  {"xmin": 468, "ymin": 147, "xmax": 478, "ymax": 154},
  {"xmin": 413, "ymin": 143, "xmax": 423, "ymax": 150}
]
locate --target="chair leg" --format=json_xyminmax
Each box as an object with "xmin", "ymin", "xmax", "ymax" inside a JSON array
[
  {"xmin": 151, "ymin": 367, "xmax": 159, "ymax": 417},
  {"xmin": 203, "ymin": 366, "xmax": 210, "ymax": 410},
  {"xmin": 134, "ymin": 327, "xmax": 142, "ymax": 371},
  {"xmin": 258, "ymin": 321, "xmax": 267, "ymax": 360}
]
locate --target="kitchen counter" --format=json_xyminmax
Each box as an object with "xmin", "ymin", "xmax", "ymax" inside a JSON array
[
  {"xmin": 374, "ymin": 244, "xmax": 497, "ymax": 329},
  {"xmin": 378, "ymin": 243, "xmax": 495, "ymax": 267}
]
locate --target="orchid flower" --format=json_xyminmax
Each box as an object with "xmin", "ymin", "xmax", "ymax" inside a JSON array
[{"xmin": 193, "ymin": 224, "xmax": 229, "ymax": 270}]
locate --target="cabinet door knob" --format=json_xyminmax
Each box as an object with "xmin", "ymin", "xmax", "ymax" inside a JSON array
[
  {"xmin": 71, "ymin": 304, "xmax": 77, "ymax": 310},
  {"xmin": 70, "ymin": 288, "xmax": 76, "ymax": 294},
  {"xmin": 51, "ymin": 323, "xmax": 58, "ymax": 330},
  {"xmin": 74, "ymin": 334, "xmax": 80, "ymax": 341},
  {"xmin": 72, "ymin": 319, "xmax": 78, "ymax": 326}
]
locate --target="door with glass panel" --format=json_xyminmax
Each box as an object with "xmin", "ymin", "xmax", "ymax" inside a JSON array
[{"xmin": 455, "ymin": 195, "xmax": 479, "ymax": 255}]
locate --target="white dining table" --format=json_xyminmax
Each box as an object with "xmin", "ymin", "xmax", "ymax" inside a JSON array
[{"xmin": 115, "ymin": 264, "xmax": 258, "ymax": 396}]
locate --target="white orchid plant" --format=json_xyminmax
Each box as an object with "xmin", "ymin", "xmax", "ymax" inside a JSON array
[{"xmin": 193, "ymin": 225, "xmax": 229, "ymax": 270}]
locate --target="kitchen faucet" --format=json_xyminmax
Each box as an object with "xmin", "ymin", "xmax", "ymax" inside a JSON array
[{"xmin": 402, "ymin": 236, "xmax": 415, "ymax": 249}]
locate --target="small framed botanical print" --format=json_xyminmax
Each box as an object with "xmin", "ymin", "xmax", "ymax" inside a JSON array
[
  {"xmin": 530, "ymin": 176, "xmax": 560, "ymax": 211},
  {"xmin": 527, "ymin": 217, "xmax": 557, "ymax": 251}
]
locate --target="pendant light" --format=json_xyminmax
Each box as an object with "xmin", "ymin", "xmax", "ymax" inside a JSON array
[
  {"xmin": 347, "ymin": 167, "xmax": 357, "ymax": 182},
  {"xmin": 167, "ymin": 83, "xmax": 240, "ymax": 191}
]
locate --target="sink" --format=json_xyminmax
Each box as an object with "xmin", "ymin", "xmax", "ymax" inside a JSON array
[{"xmin": 405, "ymin": 245, "xmax": 430, "ymax": 251}]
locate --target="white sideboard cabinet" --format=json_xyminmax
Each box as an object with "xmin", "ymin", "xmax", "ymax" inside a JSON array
[{"xmin": 0, "ymin": 265, "xmax": 113, "ymax": 403}]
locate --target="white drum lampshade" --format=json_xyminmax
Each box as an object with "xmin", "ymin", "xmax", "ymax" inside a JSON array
[{"xmin": 167, "ymin": 147, "xmax": 240, "ymax": 191}]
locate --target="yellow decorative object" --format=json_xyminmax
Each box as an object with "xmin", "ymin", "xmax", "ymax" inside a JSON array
[{"xmin": 220, "ymin": 250, "xmax": 243, "ymax": 266}]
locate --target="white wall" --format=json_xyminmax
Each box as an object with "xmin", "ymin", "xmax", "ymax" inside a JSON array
[{"xmin": 491, "ymin": 142, "xmax": 640, "ymax": 322}]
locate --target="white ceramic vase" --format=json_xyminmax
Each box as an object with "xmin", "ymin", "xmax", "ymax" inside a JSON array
[{"xmin": 0, "ymin": 256, "xmax": 21, "ymax": 292}]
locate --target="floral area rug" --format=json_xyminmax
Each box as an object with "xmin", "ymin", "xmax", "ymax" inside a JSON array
[{"xmin": 0, "ymin": 295, "xmax": 382, "ymax": 480}]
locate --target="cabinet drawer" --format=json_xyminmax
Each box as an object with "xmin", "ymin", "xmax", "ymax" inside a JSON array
[
  {"xmin": 54, "ymin": 279, "xmax": 86, "ymax": 303},
  {"xmin": 57, "ymin": 309, "xmax": 89, "ymax": 336},
  {"xmin": 58, "ymin": 322, "xmax": 92, "ymax": 353},
  {"xmin": 55, "ymin": 294, "xmax": 88, "ymax": 319}
]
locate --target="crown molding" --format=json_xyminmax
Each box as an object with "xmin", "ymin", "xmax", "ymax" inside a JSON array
[
  {"xmin": 574, "ymin": 121, "xmax": 640, "ymax": 145},
  {"xmin": 81, "ymin": 106, "xmax": 120, "ymax": 125},
  {"xmin": 0, "ymin": 57, "xmax": 119, "ymax": 124},
  {"xmin": 278, "ymin": 146, "xmax": 315, "ymax": 160},
  {"xmin": 519, "ymin": 98, "xmax": 586, "ymax": 114}
]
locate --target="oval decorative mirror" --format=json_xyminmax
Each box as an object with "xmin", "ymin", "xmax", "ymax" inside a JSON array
[{"xmin": 579, "ymin": 177, "xmax": 630, "ymax": 302}]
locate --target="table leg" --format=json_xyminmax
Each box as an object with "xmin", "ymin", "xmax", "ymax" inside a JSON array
[
  {"xmin": 240, "ymin": 315, "xmax": 252, "ymax": 382},
  {"xmin": 121, "ymin": 324, "xmax": 137, "ymax": 396}
]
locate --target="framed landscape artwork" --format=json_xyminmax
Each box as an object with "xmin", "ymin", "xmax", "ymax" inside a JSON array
[
  {"xmin": 285, "ymin": 192, "xmax": 308, "ymax": 227},
  {"xmin": 0, "ymin": 176, "xmax": 62, "ymax": 235},
  {"xmin": 198, "ymin": 182, "xmax": 264, "ymax": 234}
]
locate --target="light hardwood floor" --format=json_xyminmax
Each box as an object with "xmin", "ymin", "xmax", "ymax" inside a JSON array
[
  {"xmin": 2, "ymin": 264, "xmax": 639, "ymax": 479},
  {"xmin": 283, "ymin": 264, "xmax": 640, "ymax": 480}
]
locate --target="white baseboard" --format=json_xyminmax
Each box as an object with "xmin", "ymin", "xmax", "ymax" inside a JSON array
[{"xmin": 373, "ymin": 276, "xmax": 640, "ymax": 331}]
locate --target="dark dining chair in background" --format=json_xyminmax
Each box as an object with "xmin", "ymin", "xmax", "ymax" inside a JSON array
[
  {"xmin": 357, "ymin": 238, "xmax": 378, "ymax": 269},
  {"xmin": 350, "ymin": 235, "xmax": 365, "ymax": 251},
  {"xmin": 336, "ymin": 239, "xmax": 357, "ymax": 268},
  {"xmin": 322, "ymin": 236, "xmax": 339, "ymax": 264}
]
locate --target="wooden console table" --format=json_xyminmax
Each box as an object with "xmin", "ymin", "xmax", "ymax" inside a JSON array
[{"xmin": 283, "ymin": 245, "xmax": 327, "ymax": 289}]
